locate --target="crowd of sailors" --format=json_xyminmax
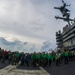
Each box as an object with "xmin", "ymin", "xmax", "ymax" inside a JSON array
[{"xmin": 0, "ymin": 47, "xmax": 75, "ymax": 67}]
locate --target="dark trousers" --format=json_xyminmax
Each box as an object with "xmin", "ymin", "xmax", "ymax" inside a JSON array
[
  {"xmin": 25, "ymin": 60, "xmax": 30, "ymax": 67},
  {"xmin": 64, "ymin": 56, "xmax": 68, "ymax": 64},
  {"xmin": 33, "ymin": 59, "xmax": 36, "ymax": 67},
  {"xmin": 49, "ymin": 59, "xmax": 52, "ymax": 66},
  {"xmin": 56, "ymin": 59, "xmax": 59, "ymax": 66},
  {"xmin": 21, "ymin": 59, "xmax": 24, "ymax": 65}
]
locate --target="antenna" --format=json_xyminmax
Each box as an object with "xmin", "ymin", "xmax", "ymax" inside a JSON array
[{"xmin": 54, "ymin": 0, "xmax": 74, "ymax": 26}]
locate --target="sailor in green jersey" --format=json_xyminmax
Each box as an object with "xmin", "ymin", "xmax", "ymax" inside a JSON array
[
  {"xmin": 37, "ymin": 53, "xmax": 42, "ymax": 66},
  {"xmin": 60, "ymin": 52, "xmax": 65, "ymax": 61},
  {"xmin": 47, "ymin": 53, "xmax": 53, "ymax": 66},
  {"xmin": 31, "ymin": 52, "xmax": 37, "ymax": 67},
  {"xmin": 31, "ymin": 53, "xmax": 36, "ymax": 60},
  {"xmin": 68, "ymin": 51, "xmax": 72, "ymax": 61},
  {"xmin": 42, "ymin": 52, "xmax": 47, "ymax": 67},
  {"xmin": 55, "ymin": 53, "xmax": 60, "ymax": 66},
  {"xmin": 53, "ymin": 53, "xmax": 56, "ymax": 62},
  {"xmin": 64, "ymin": 51, "xmax": 69, "ymax": 64},
  {"xmin": 15, "ymin": 52, "xmax": 20, "ymax": 64},
  {"xmin": 45, "ymin": 53, "xmax": 48, "ymax": 66},
  {"xmin": 41, "ymin": 53, "xmax": 45, "ymax": 66}
]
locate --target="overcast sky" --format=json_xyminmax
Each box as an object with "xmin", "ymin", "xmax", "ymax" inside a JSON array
[{"xmin": 0, "ymin": 0, "xmax": 75, "ymax": 49}]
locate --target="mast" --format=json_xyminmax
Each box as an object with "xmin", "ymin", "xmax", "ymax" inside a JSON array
[{"xmin": 54, "ymin": 0, "xmax": 74, "ymax": 26}]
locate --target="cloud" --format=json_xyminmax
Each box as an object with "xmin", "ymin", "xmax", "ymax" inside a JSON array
[
  {"xmin": 0, "ymin": 37, "xmax": 55, "ymax": 53},
  {"xmin": 0, "ymin": 37, "xmax": 42, "ymax": 52}
]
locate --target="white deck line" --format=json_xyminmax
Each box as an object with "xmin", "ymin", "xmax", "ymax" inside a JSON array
[{"xmin": 0, "ymin": 65, "xmax": 51, "ymax": 75}]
